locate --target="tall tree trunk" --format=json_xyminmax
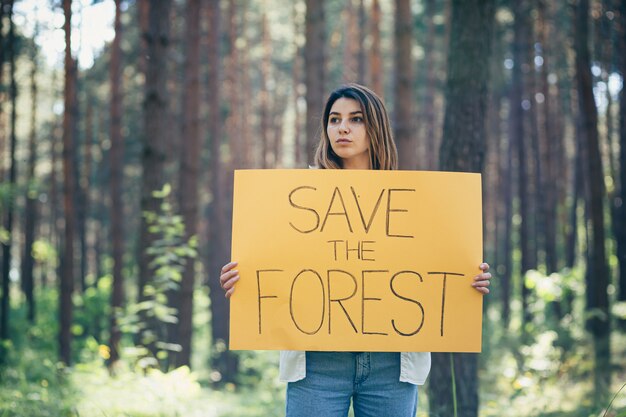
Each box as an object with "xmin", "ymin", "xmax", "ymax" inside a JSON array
[
  {"xmin": 176, "ymin": 0, "xmax": 201, "ymax": 368},
  {"xmin": 260, "ymin": 11, "xmax": 272, "ymax": 169},
  {"xmin": 420, "ymin": 0, "xmax": 438, "ymax": 171},
  {"xmin": 21, "ymin": 24, "xmax": 39, "ymax": 323},
  {"xmin": 305, "ymin": 0, "xmax": 326, "ymax": 164},
  {"xmin": 342, "ymin": 0, "xmax": 357, "ymax": 83},
  {"xmin": 292, "ymin": 1, "xmax": 304, "ymax": 167},
  {"xmin": 138, "ymin": 0, "xmax": 172, "ymax": 355},
  {"xmin": 60, "ymin": 0, "xmax": 77, "ymax": 366},
  {"xmin": 369, "ymin": 0, "xmax": 383, "ymax": 96},
  {"xmin": 108, "ymin": 0, "xmax": 124, "ymax": 367},
  {"xmin": 1, "ymin": 0, "xmax": 16, "ymax": 358},
  {"xmin": 207, "ymin": 0, "xmax": 238, "ymax": 382},
  {"xmin": 511, "ymin": 0, "xmax": 533, "ymax": 331},
  {"xmin": 393, "ymin": 0, "xmax": 416, "ymax": 170},
  {"xmin": 430, "ymin": 1, "xmax": 495, "ymax": 416},
  {"xmin": 615, "ymin": 0, "xmax": 626, "ymax": 316},
  {"xmin": 574, "ymin": 0, "xmax": 611, "ymax": 400}
]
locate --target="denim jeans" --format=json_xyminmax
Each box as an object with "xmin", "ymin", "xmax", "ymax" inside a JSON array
[{"xmin": 285, "ymin": 352, "xmax": 418, "ymax": 417}]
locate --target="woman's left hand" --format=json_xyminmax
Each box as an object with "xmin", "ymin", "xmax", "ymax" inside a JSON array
[{"xmin": 472, "ymin": 263, "xmax": 492, "ymax": 294}]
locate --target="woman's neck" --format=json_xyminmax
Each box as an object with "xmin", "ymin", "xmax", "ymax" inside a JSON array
[{"xmin": 341, "ymin": 155, "xmax": 371, "ymax": 170}]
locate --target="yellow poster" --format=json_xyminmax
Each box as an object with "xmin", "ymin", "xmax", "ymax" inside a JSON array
[{"xmin": 229, "ymin": 169, "xmax": 483, "ymax": 352}]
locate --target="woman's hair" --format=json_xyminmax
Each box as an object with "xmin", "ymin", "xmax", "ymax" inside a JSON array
[{"xmin": 314, "ymin": 83, "xmax": 398, "ymax": 170}]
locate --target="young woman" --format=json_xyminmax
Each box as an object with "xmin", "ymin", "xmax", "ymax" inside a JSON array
[{"xmin": 219, "ymin": 84, "xmax": 492, "ymax": 417}]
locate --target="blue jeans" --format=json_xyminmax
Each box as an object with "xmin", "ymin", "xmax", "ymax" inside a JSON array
[{"xmin": 286, "ymin": 352, "xmax": 418, "ymax": 417}]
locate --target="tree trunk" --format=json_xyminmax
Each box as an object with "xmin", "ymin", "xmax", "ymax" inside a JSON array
[
  {"xmin": 510, "ymin": 0, "xmax": 533, "ymax": 331},
  {"xmin": 1, "ymin": 0, "xmax": 16, "ymax": 358},
  {"xmin": 305, "ymin": 0, "xmax": 326, "ymax": 164},
  {"xmin": 615, "ymin": 0, "xmax": 626, "ymax": 314},
  {"xmin": 21, "ymin": 22, "xmax": 39, "ymax": 323},
  {"xmin": 108, "ymin": 0, "xmax": 124, "ymax": 367},
  {"xmin": 60, "ymin": 0, "xmax": 77, "ymax": 366},
  {"xmin": 369, "ymin": 0, "xmax": 383, "ymax": 96},
  {"xmin": 430, "ymin": 1, "xmax": 495, "ymax": 416},
  {"xmin": 138, "ymin": 0, "xmax": 172, "ymax": 354},
  {"xmin": 175, "ymin": 0, "xmax": 201, "ymax": 368},
  {"xmin": 393, "ymin": 0, "xmax": 416, "ymax": 170},
  {"xmin": 574, "ymin": 0, "xmax": 611, "ymax": 400},
  {"xmin": 206, "ymin": 0, "xmax": 238, "ymax": 382}
]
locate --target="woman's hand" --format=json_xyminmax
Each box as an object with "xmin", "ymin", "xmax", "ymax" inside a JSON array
[
  {"xmin": 219, "ymin": 261, "xmax": 239, "ymax": 298},
  {"xmin": 472, "ymin": 263, "xmax": 492, "ymax": 294}
]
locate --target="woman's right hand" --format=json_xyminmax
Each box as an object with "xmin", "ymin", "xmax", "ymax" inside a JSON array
[{"xmin": 219, "ymin": 261, "xmax": 239, "ymax": 298}]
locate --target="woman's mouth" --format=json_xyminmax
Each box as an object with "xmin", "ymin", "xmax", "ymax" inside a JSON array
[{"xmin": 336, "ymin": 138, "xmax": 351, "ymax": 143}]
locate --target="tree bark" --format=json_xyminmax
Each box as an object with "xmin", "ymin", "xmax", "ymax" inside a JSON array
[
  {"xmin": 175, "ymin": 0, "xmax": 201, "ymax": 368},
  {"xmin": 369, "ymin": 0, "xmax": 383, "ymax": 96},
  {"xmin": 21, "ymin": 21, "xmax": 39, "ymax": 323},
  {"xmin": 108, "ymin": 0, "xmax": 124, "ymax": 367},
  {"xmin": 615, "ymin": 0, "xmax": 626, "ymax": 313},
  {"xmin": 206, "ymin": 0, "xmax": 239, "ymax": 382},
  {"xmin": 137, "ymin": 0, "xmax": 172, "ymax": 354},
  {"xmin": 305, "ymin": 0, "xmax": 326, "ymax": 164},
  {"xmin": 60, "ymin": 0, "xmax": 77, "ymax": 366},
  {"xmin": 393, "ymin": 0, "xmax": 416, "ymax": 170},
  {"xmin": 1, "ymin": 0, "xmax": 16, "ymax": 356},
  {"xmin": 430, "ymin": 1, "xmax": 495, "ymax": 416},
  {"xmin": 510, "ymin": 0, "xmax": 533, "ymax": 331},
  {"xmin": 574, "ymin": 0, "xmax": 611, "ymax": 399}
]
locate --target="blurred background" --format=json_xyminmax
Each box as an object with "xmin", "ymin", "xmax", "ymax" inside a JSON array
[{"xmin": 0, "ymin": 0, "xmax": 624, "ymax": 416}]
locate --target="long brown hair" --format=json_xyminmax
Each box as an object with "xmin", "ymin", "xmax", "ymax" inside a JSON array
[{"xmin": 314, "ymin": 84, "xmax": 398, "ymax": 170}]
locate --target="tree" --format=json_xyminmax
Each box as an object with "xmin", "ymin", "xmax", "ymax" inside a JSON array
[
  {"xmin": 574, "ymin": 0, "xmax": 611, "ymax": 400},
  {"xmin": 176, "ymin": 0, "xmax": 201, "ymax": 368},
  {"xmin": 429, "ymin": 1, "xmax": 495, "ymax": 416},
  {"xmin": 60, "ymin": 0, "xmax": 78, "ymax": 365},
  {"xmin": 21, "ymin": 24, "xmax": 39, "ymax": 323},
  {"xmin": 137, "ymin": 0, "xmax": 173, "ymax": 358},
  {"xmin": 368, "ymin": 0, "xmax": 383, "ymax": 96},
  {"xmin": 393, "ymin": 0, "xmax": 416, "ymax": 170},
  {"xmin": 108, "ymin": 0, "xmax": 124, "ymax": 367},
  {"xmin": 0, "ymin": 0, "xmax": 16, "ymax": 358},
  {"xmin": 304, "ymin": 0, "xmax": 326, "ymax": 164}
]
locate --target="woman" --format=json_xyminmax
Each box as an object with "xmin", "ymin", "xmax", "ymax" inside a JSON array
[{"xmin": 219, "ymin": 84, "xmax": 492, "ymax": 417}]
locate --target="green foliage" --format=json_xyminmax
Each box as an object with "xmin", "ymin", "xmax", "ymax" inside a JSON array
[{"xmin": 121, "ymin": 184, "xmax": 198, "ymax": 371}]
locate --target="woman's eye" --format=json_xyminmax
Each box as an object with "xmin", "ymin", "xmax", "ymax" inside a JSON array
[
  {"xmin": 352, "ymin": 117, "xmax": 363, "ymax": 123},
  {"xmin": 329, "ymin": 117, "xmax": 340, "ymax": 124}
]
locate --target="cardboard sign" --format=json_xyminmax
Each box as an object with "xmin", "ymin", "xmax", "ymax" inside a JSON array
[{"xmin": 229, "ymin": 169, "xmax": 483, "ymax": 352}]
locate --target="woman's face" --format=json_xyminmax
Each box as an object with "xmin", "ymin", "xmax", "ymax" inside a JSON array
[{"xmin": 326, "ymin": 97, "xmax": 371, "ymax": 170}]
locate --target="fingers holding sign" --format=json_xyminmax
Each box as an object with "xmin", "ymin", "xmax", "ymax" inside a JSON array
[
  {"xmin": 471, "ymin": 262, "xmax": 492, "ymax": 294},
  {"xmin": 220, "ymin": 261, "xmax": 239, "ymax": 298}
]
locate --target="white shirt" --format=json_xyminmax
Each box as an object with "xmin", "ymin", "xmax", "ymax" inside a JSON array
[{"xmin": 278, "ymin": 350, "xmax": 431, "ymax": 385}]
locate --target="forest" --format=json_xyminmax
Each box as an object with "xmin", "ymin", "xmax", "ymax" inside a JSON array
[{"xmin": 0, "ymin": 0, "xmax": 625, "ymax": 416}]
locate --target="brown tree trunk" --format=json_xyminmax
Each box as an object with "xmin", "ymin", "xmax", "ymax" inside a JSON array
[
  {"xmin": 175, "ymin": 0, "xmax": 201, "ymax": 368},
  {"xmin": 260, "ymin": 11, "xmax": 272, "ymax": 169},
  {"xmin": 108, "ymin": 0, "xmax": 124, "ymax": 367},
  {"xmin": 1, "ymin": 0, "xmax": 16, "ymax": 354},
  {"xmin": 369, "ymin": 0, "xmax": 383, "ymax": 96},
  {"xmin": 430, "ymin": 1, "xmax": 495, "ymax": 416},
  {"xmin": 574, "ymin": 0, "xmax": 611, "ymax": 400},
  {"xmin": 21, "ymin": 24, "xmax": 39, "ymax": 323},
  {"xmin": 615, "ymin": 0, "xmax": 626, "ymax": 313},
  {"xmin": 206, "ymin": 0, "xmax": 238, "ymax": 382},
  {"xmin": 305, "ymin": 0, "xmax": 326, "ymax": 164},
  {"xmin": 342, "ymin": 0, "xmax": 357, "ymax": 83},
  {"xmin": 393, "ymin": 0, "xmax": 416, "ymax": 170},
  {"xmin": 60, "ymin": 0, "xmax": 77, "ymax": 366},
  {"xmin": 292, "ymin": 1, "xmax": 304, "ymax": 167},
  {"xmin": 420, "ymin": 0, "xmax": 438, "ymax": 171},
  {"xmin": 137, "ymin": 0, "xmax": 172, "ymax": 354},
  {"xmin": 511, "ymin": 0, "xmax": 533, "ymax": 331}
]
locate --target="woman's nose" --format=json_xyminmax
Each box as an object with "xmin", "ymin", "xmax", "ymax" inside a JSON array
[{"xmin": 339, "ymin": 120, "xmax": 350, "ymax": 133}]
